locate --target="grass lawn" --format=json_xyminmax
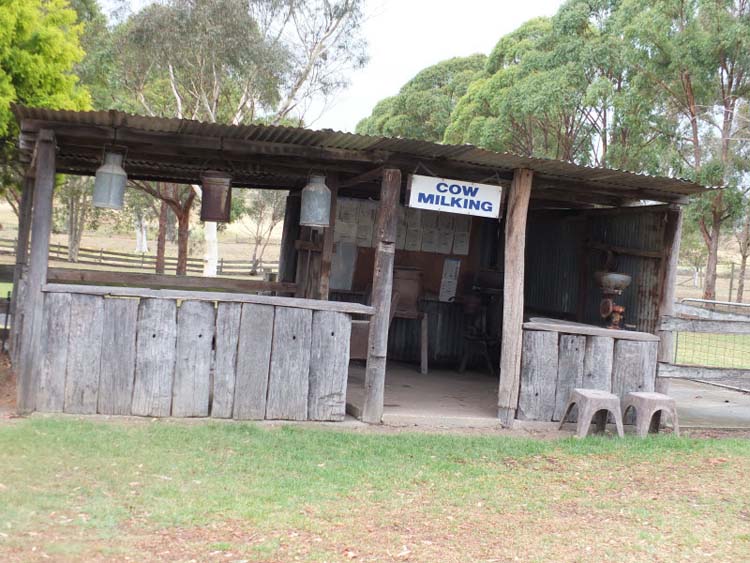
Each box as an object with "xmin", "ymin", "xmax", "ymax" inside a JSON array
[{"xmin": 0, "ymin": 419, "xmax": 749, "ymax": 562}]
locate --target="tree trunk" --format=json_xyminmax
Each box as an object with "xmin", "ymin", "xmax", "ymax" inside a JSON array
[
  {"xmin": 134, "ymin": 211, "xmax": 149, "ymax": 253},
  {"xmin": 166, "ymin": 205, "xmax": 177, "ymax": 243},
  {"xmin": 702, "ymin": 216, "xmax": 721, "ymax": 301},
  {"xmin": 738, "ymin": 255, "xmax": 748, "ymax": 304},
  {"xmin": 66, "ymin": 191, "xmax": 88, "ymax": 262},
  {"xmin": 156, "ymin": 201, "xmax": 168, "ymax": 274},
  {"xmin": 176, "ymin": 211, "xmax": 190, "ymax": 276},
  {"xmin": 203, "ymin": 221, "xmax": 218, "ymax": 276}
]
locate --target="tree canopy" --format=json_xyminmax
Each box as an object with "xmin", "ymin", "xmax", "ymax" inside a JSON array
[
  {"xmin": 0, "ymin": 0, "xmax": 90, "ymax": 138},
  {"xmin": 355, "ymin": 54, "xmax": 486, "ymax": 142}
]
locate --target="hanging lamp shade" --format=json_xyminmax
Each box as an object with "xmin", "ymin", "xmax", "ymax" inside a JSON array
[
  {"xmin": 300, "ymin": 174, "xmax": 330, "ymax": 228},
  {"xmin": 200, "ymin": 170, "xmax": 232, "ymax": 222},
  {"xmin": 93, "ymin": 152, "xmax": 127, "ymax": 209}
]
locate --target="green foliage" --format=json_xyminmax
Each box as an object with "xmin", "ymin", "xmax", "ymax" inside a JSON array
[
  {"xmin": 0, "ymin": 0, "xmax": 90, "ymax": 136},
  {"xmin": 355, "ymin": 54, "xmax": 486, "ymax": 142}
]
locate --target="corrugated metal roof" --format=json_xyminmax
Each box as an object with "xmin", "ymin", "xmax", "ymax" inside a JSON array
[{"xmin": 13, "ymin": 105, "xmax": 709, "ymax": 202}]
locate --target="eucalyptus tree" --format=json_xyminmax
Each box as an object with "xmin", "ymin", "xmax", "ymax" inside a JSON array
[
  {"xmin": 619, "ymin": 0, "xmax": 750, "ymax": 300},
  {"xmin": 109, "ymin": 0, "xmax": 367, "ymax": 275},
  {"xmin": 356, "ymin": 54, "xmax": 486, "ymax": 142}
]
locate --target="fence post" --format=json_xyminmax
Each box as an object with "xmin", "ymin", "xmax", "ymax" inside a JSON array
[
  {"xmin": 729, "ymin": 262, "xmax": 735, "ymax": 302},
  {"xmin": 218, "ymin": 258, "xmax": 223, "ymax": 275},
  {"xmin": 98, "ymin": 248, "xmax": 103, "ymax": 264}
]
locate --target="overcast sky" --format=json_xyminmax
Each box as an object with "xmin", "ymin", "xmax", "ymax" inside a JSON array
[{"xmin": 102, "ymin": 0, "xmax": 564, "ymax": 132}]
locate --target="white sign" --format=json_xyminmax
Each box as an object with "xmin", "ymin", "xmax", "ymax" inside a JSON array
[{"xmin": 408, "ymin": 174, "xmax": 502, "ymax": 218}]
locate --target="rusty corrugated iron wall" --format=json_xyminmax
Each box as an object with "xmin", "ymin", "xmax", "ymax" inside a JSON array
[{"xmin": 526, "ymin": 207, "xmax": 667, "ymax": 334}]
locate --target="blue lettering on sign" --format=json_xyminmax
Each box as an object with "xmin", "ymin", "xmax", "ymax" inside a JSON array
[{"xmin": 414, "ymin": 178, "xmax": 496, "ymax": 215}]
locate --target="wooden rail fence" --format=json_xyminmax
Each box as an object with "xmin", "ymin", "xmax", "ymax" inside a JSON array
[
  {"xmin": 0, "ymin": 237, "xmax": 279, "ymax": 275},
  {"xmin": 658, "ymin": 303, "xmax": 750, "ymax": 392}
]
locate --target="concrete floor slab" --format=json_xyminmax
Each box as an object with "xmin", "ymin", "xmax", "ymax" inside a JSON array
[
  {"xmin": 347, "ymin": 362, "xmax": 501, "ymax": 428},
  {"xmin": 670, "ymin": 379, "xmax": 750, "ymax": 428}
]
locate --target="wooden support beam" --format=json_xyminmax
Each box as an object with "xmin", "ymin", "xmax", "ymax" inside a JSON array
[
  {"xmin": 9, "ymin": 175, "xmax": 34, "ymax": 366},
  {"xmin": 17, "ymin": 130, "xmax": 56, "ymax": 413},
  {"xmin": 278, "ymin": 192, "xmax": 301, "ymax": 283},
  {"xmin": 362, "ymin": 168, "xmax": 401, "ymax": 424},
  {"xmin": 318, "ymin": 174, "xmax": 339, "ymax": 300},
  {"xmin": 340, "ymin": 166, "xmax": 384, "ymax": 188},
  {"xmin": 656, "ymin": 207, "xmax": 682, "ymax": 394},
  {"xmin": 497, "ymin": 168, "xmax": 533, "ymax": 426},
  {"xmin": 46, "ymin": 267, "xmax": 296, "ymax": 294}
]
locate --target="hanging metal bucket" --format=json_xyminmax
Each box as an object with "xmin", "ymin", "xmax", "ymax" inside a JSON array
[
  {"xmin": 93, "ymin": 152, "xmax": 127, "ymax": 209},
  {"xmin": 200, "ymin": 170, "xmax": 232, "ymax": 222},
  {"xmin": 300, "ymin": 174, "xmax": 330, "ymax": 228}
]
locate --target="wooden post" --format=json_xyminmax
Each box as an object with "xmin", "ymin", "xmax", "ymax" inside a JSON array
[
  {"xmin": 279, "ymin": 192, "xmax": 301, "ymax": 283},
  {"xmin": 362, "ymin": 168, "xmax": 400, "ymax": 424},
  {"xmin": 9, "ymin": 175, "xmax": 34, "ymax": 366},
  {"xmin": 318, "ymin": 174, "xmax": 339, "ymax": 300},
  {"xmin": 17, "ymin": 130, "xmax": 56, "ymax": 413},
  {"xmin": 656, "ymin": 206, "xmax": 683, "ymax": 395},
  {"xmin": 729, "ymin": 262, "xmax": 735, "ymax": 302},
  {"xmin": 496, "ymin": 168, "xmax": 533, "ymax": 426}
]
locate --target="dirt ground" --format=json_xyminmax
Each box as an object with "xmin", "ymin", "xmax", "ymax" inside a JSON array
[{"xmin": 0, "ymin": 355, "xmax": 15, "ymax": 414}]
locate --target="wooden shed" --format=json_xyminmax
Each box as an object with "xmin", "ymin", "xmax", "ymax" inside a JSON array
[{"xmin": 10, "ymin": 106, "xmax": 707, "ymax": 425}]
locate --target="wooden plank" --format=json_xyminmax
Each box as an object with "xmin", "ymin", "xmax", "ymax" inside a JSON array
[
  {"xmin": 43, "ymin": 283, "xmax": 374, "ymax": 316},
  {"xmin": 553, "ymin": 334, "xmax": 585, "ymax": 421},
  {"xmin": 279, "ymin": 193, "xmax": 301, "ymax": 283},
  {"xmin": 36, "ymin": 292, "xmax": 71, "ymax": 412},
  {"xmin": 9, "ymin": 175, "xmax": 33, "ymax": 367},
  {"xmin": 171, "ymin": 300, "xmax": 215, "ymax": 417},
  {"xmin": 517, "ymin": 329, "xmax": 558, "ymax": 421},
  {"xmin": 582, "ymin": 336, "xmax": 614, "ymax": 391},
  {"xmin": 63, "ymin": 294, "xmax": 104, "ymax": 414},
  {"xmin": 587, "ymin": 241, "xmax": 662, "ymax": 259},
  {"xmin": 97, "ymin": 298, "xmax": 139, "ymax": 415},
  {"xmin": 308, "ymin": 311, "xmax": 350, "ymax": 421},
  {"xmin": 612, "ymin": 340, "xmax": 658, "ymax": 423},
  {"xmin": 658, "ymin": 363, "xmax": 750, "ymax": 380},
  {"xmin": 656, "ymin": 207, "xmax": 682, "ymax": 392},
  {"xmin": 660, "ymin": 316, "xmax": 750, "ymax": 334},
  {"xmin": 212, "ymin": 302, "xmax": 242, "ymax": 418},
  {"xmin": 362, "ymin": 168, "xmax": 401, "ymax": 423},
  {"xmin": 17, "ymin": 130, "xmax": 55, "ymax": 413},
  {"xmin": 319, "ymin": 174, "xmax": 339, "ymax": 300},
  {"xmin": 673, "ymin": 302, "xmax": 750, "ymax": 321},
  {"xmin": 524, "ymin": 319, "xmax": 659, "ymax": 342},
  {"xmin": 233, "ymin": 303, "xmax": 274, "ymax": 420},
  {"xmin": 47, "ymin": 268, "xmax": 295, "ymax": 295},
  {"xmin": 132, "ymin": 298, "xmax": 177, "ymax": 417},
  {"xmin": 497, "ymin": 168, "xmax": 533, "ymax": 425},
  {"xmin": 266, "ymin": 306, "xmax": 312, "ymax": 420}
]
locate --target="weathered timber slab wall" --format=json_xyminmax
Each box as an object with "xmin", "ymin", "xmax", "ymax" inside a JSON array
[
  {"xmin": 517, "ymin": 327, "xmax": 658, "ymax": 422},
  {"xmin": 33, "ymin": 287, "xmax": 354, "ymax": 421}
]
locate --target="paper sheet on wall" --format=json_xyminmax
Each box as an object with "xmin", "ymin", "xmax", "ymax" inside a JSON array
[
  {"xmin": 437, "ymin": 213, "xmax": 454, "ymax": 231},
  {"xmin": 453, "ymin": 215, "xmax": 471, "ymax": 233},
  {"xmin": 337, "ymin": 198, "xmax": 359, "ymax": 223},
  {"xmin": 405, "ymin": 228, "xmax": 422, "ymax": 251},
  {"xmin": 452, "ymin": 231, "xmax": 470, "ymax": 255},
  {"xmin": 439, "ymin": 258, "xmax": 461, "ymax": 302},
  {"xmin": 437, "ymin": 229, "xmax": 454, "ymax": 254},
  {"xmin": 421, "ymin": 228, "xmax": 438, "ymax": 253},
  {"xmin": 421, "ymin": 210, "xmax": 438, "ymax": 229}
]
